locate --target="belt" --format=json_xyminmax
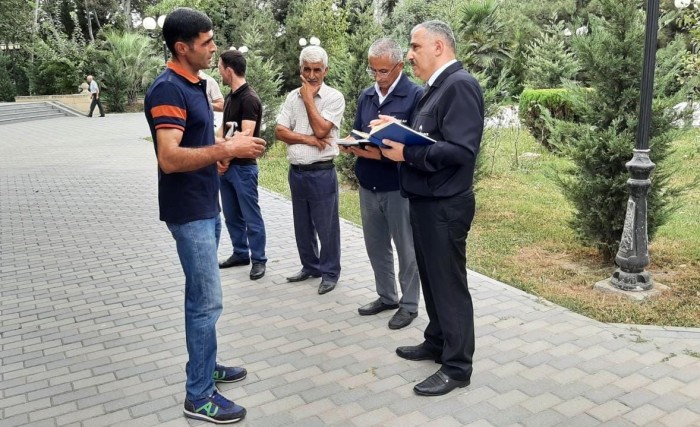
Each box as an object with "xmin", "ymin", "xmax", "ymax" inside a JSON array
[{"xmin": 290, "ymin": 160, "xmax": 334, "ymax": 171}]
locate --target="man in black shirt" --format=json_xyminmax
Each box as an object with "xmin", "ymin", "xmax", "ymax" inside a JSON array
[{"xmin": 216, "ymin": 50, "xmax": 268, "ymax": 280}]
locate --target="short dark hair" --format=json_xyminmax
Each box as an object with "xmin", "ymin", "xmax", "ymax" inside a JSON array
[
  {"xmin": 219, "ymin": 50, "xmax": 246, "ymax": 77},
  {"xmin": 162, "ymin": 8, "xmax": 212, "ymax": 59}
]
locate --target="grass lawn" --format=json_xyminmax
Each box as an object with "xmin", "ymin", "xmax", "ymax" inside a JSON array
[{"xmin": 259, "ymin": 129, "xmax": 700, "ymax": 327}]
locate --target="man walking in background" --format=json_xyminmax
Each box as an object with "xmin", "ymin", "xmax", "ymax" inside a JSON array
[
  {"xmin": 341, "ymin": 37, "xmax": 422, "ymax": 330},
  {"xmin": 86, "ymin": 75, "xmax": 105, "ymax": 117},
  {"xmin": 381, "ymin": 20, "xmax": 484, "ymax": 396},
  {"xmin": 216, "ymin": 49, "xmax": 268, "ymax": 281},
  {"xmin": 275, "ymin": 45, "xmax": 345, "ymax": 295},
  {"xmin": 144, "ymin": 7, "xmax": 266, "ymax": 424}
]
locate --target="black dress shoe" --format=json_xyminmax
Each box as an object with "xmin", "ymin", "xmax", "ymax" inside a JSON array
[
  {"xmin": 388, "ymin": 308, "xmax": 417, "ymax": 329},
  {"xmin": 219, "ymin": 255, "xmax": 250, "ymax": 269},
  {"xmin": 249, "ymin": 263, "xmax": 266, "ymax": 280},
  {"xmin": 358, "ymin": 298, "xmax": 399, "ymax": 316},
  {"xmin": 317, "ymin": 280, "xmax": 336, "ymax": 294},
  {"xmin": 286, "ymin": 269, "xmax": 320, "ymax": 282},
  {"xmin": 396, "ymin": 344, "xmax": 440, "ymax": 362},
  {"xmin": 414, "ymin": 370, "xmax": 469, "ymax": 396}
]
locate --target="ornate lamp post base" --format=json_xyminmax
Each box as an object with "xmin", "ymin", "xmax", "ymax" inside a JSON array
[
  {"xmin": 610, "ymin": 269, "xmax": 652, "ymax": 291},
  {"xmin": 610, "ymin": 149, "xmax": 655, "ymax": 292}
]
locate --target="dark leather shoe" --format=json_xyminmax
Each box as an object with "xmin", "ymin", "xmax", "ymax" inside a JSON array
[
  {"xmin": 414, "ymin": 370, "xmax": 469, "ymax": 396},
  {"xmin": 388, "ymin": 308, "xmax": 417, "ymax": 329},
  {"xmin": 358, "ymin": 298, "xmax": 399, "ymax": 316},
  {"xmin": 396, "ymin": 344, "xmax": 440, "ymax": 362},
  {"xmin": 286, "ymin": 269, "xmax": 320, "ymax": 282},
  {"xmin": 317, "ymin": 280, "xmax": 336, "ymax": 294},
  {"xmin": 219, "ymin": 255, "xmax": 250, "ymax": 269},
  {"xmin": 249, "ymin": 263, "xmax": 266, "ymax": 280}
]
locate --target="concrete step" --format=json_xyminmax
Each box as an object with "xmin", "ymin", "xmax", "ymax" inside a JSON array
[
  {"xmin": 0, "ymin": 111, "xmax": 67, "ymax": 125},
  {"xmin": 0, "ymin": 102, "xmax": 76, "ymax": 125},
  {"xmin": 0, "ymin": 102, "xmax": 47, "ymax": 113},
  {"xmin": 0, "ymin": 107, "xmax": 59, "ymax": 118}
]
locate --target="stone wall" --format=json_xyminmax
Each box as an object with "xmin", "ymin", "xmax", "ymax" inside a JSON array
[{"xmin": 15, "ymin": 93, "xmax": 92, "ymax": 115}]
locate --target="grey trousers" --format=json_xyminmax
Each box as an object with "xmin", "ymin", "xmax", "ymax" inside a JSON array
[{"xmin": 359, "ymin": 187, "xmax": 420, "ymax": 312}]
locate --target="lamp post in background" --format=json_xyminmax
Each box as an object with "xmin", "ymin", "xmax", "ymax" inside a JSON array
[
  {"xmin": 610, "ymin": 0, "xmax": 660, "ymax": 291},
  {"xmin": 142, "ymin": 15, "xmax": 167, "ymax": 64},
  {"xmin": 611, "ymin": 0, "xmax": 698, "ymax": 293}
]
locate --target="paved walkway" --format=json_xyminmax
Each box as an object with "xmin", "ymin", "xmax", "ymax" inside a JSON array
[{"xmin": 1, "ymin": 114, "xmax": 700, "ymax": 427}]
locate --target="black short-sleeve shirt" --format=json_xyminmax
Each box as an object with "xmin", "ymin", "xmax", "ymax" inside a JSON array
[{"xmin": 223, "ymin": 83, "xmax": 262, "ymax": 166}]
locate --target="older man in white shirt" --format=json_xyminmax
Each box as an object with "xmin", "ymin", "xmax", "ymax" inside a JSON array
[{"xmin": 275, "ymin": 45, "xmax": 345, "ymax": 295}]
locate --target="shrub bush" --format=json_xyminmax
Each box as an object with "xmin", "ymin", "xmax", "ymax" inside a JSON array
[
  {"xmin": 0, "ymin": 55, "xmax": 16, "ymax": 102},
  {"xmin": 518, "ymin": 88, "xmax": 574, "ymax": 149}
]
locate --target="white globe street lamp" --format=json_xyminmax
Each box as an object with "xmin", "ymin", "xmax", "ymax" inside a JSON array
[
  {"xmin": 299, "ymin": 37, "xmax": 321, "ymax": 48},
  {"xmin": 142, "ymin": 15, "xmax": 168, "ymax": 63}
]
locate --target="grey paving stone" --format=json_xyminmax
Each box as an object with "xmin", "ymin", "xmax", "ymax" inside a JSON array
[
  {"xmin": 521, "ymin": 409, "xmax": 567, "ymax": 427},
  {"xmin": 453, "ymin": 401, "xmax": 502, "ymax": 424},
  {"xmin": 583, "ymin": 384, "xmax": 626, "ymax": 404}
]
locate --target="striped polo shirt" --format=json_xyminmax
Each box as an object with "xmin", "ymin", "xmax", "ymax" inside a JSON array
[{"xmin": 144, "ymin": 61, "xmax": 220, "ymax": 224}]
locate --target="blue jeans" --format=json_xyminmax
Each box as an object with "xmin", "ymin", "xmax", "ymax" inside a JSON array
[
  {"xmin": 166, "ymin": 216, "xmax": 222, "ymax": 401},
  {"xmin": 220, "ymin": 165, "xmax": 267, "ymax": 264}
]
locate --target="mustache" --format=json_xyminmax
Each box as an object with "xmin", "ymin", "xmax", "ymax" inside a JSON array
[{"xmin": 408, "ymin": 59, "xmax": 416, "ymax": 66}]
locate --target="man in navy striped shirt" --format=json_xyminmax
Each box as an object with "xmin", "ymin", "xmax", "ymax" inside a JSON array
[{"xmin": 144, "ymin": 7, "xmax": 265, "ymax": 424}]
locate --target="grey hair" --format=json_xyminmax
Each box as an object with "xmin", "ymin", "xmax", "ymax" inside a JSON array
[
  {"xmin": 411, "ymin": 20, "xmax": 456, "ymax": 52},
  {"xmin": 367, "ymin": 38, "xmax": 403, "ymax": 63},
  {"xmin": 299, "ymin": 46, "xmax": 328, "ymax": 68}
]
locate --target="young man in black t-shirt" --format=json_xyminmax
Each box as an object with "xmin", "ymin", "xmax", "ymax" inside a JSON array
[{"xmin": 216, "ymin": 50, "xmax": 268, "ymax": 281}]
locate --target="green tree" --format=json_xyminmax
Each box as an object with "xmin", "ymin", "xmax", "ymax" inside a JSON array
[
  {"xmin": 384, "ymin": 0, "xmax": 444, "ymax": 46},
  {"xmin": 334, "ymin": 0, "xmax": 381, "ymax": 187},
  {"xmin": 238, "ymin": 23, "xmax": 284, "ymax": 147},
  {"xmin": 0, "ymin": 0, "xmax": 34, "ymax": 45},
  {"xmin": 456, "ymin": 0, "xmax": 511, "ymax": 80},
  {"xmin": 98, "ymin": 30, "xmax": 161, "ymax": 111},
  {"xmin": 28, "ymin": 12, "xmax": 89, "ymax": 95},
  {"xmin": 278, "ymin": 0, "xmax": 349, "ymax": 92},
  {"xmin": 0, "ymin": 54, "xmax": 17, "ymax": 101},
  {"xmin": 552, "ymin": 0, "xmax": 683, "ymax": 259},
  {"xmin": 524, "ymin": 21, "xmax": 580, "ymax": 88}
]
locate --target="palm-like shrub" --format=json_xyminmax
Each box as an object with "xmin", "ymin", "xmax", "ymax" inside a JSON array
[{"xmin": 99, "ymin": 31, "xmax": 162, "ymax": 112}]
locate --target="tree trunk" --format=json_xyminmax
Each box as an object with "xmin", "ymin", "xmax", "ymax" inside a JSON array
[
  {"xmin": 84, "ymin": 0, "xmax": 94, "ymax": 42},
  {"xmin": 121, "ymin": 0, "xmax": 131, "ymax": 28}
]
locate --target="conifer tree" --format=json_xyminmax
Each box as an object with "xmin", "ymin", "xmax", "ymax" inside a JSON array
[
  {"xmin": 553, "ymin": 0, "xmax": 683, "ymax": 259},
  {"xmin": 524, "ymin": 21, "xmax": 580, "ymax": 89}
]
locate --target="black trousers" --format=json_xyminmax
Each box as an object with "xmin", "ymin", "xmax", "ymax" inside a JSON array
[
  {"xmin": 410, "ymin": 192, "xmax": 475, "ymax": 381},
  {"xmin": 89, "ymin": 95, "xmax": 104, "ymax": 117}
]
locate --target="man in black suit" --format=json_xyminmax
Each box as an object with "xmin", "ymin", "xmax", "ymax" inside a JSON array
[{"xmin": 381, "ymin": 20, "xmax": 484, "ymax": 396}]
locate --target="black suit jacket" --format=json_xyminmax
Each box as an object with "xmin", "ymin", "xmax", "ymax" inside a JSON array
[{"xmin": 400, "ymin": 61, "xmax": 484, "ymax": 199}]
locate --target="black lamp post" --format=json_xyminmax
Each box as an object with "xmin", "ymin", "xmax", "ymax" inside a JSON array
[
  {"xmin": 610, "ymin": 0, "xmax": 660, "ymax": 291},
  {"xmin": 142, "ymin": 15, "xmax": 167, "ymax": 64}
]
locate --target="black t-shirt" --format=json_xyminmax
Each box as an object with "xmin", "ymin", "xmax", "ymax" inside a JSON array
[{"xmin": 223, "ymin": 83, "xmax": 262, "ymax": 166}]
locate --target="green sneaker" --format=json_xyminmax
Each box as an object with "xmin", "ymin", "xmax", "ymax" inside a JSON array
[
  {"xmin": 213, "ymin": 364, "xmax": 247, "ymax": 383},
  {"xmin": 183, "ymin": 390, "xmax": 246, "ymax": 424}
]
